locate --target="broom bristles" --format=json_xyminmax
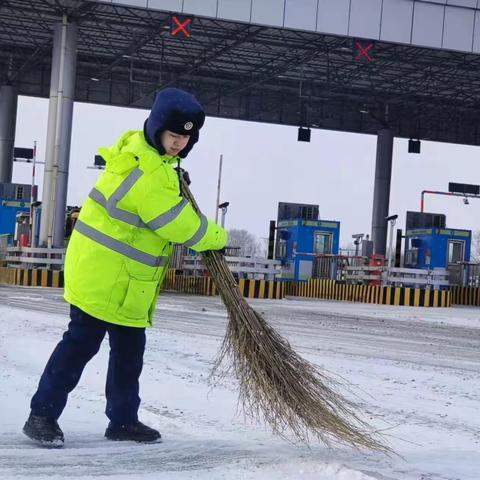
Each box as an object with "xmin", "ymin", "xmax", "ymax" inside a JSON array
[{"xmin": 182, "ymin": 181, "xmax": 391, "ymax": 452}]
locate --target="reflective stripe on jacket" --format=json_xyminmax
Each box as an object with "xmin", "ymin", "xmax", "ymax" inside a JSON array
[{"xmin": 64, "ymin": 130, "xmax": 228, "ymax": 328}]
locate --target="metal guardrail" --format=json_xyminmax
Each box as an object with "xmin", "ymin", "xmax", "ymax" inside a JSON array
[
  {"xmin": 181, "ymin": 255, "xmax": 281, "ymax": 280},
  {"xmin": 6, "ymin": 246, "xmax": 66, "ymax": 268},
  {"xmin": 384, "ymin": 267, "xmax": 449, "ymax": 288},
  {"xmin": 311, "ymin": 254, "xmax": 369, "ymax": 281},
  {"xmin": 345, "ymin": 266, "xmax": 449, "ymax": 289},
  {"xmin": 344, "ymin": 265, "xmax": 387, "ymax": 281},
  {"xmin": 448, "ymin": 262, "xmax": 480, "ymax": 287}
]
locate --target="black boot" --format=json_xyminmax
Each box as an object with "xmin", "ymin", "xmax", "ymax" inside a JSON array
[
  {"xmin": 105, "ymin": 421, "xmax": 161, "ymax": 443},
  {"xmin": 23, "ymin": 413, "xmax": 64, "ymax": 448}
]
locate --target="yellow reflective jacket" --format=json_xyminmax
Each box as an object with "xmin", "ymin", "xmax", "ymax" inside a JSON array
[{"xmin": 64, "ymin": 130, "xmax": 227, "ymax": 327}]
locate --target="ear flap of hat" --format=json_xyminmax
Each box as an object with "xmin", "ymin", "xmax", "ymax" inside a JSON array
[
  {"xmin": 178, "ymin": 129, "xmax": 199, "ymax": 159},
  {"xmin": 144, "ymin": 119, "xmax": 166, "ymax": 154}
]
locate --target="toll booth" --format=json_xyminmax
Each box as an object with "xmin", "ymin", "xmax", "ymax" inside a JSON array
[
  {"xmin": 0, "ymin": 183, "xmax": 32, "ymax": 237},
  {"xmin": 276, "ymin": 219, "xmax": 340, "ymax": 280},
  {"xmin": 404, "ymin": 227, "xmax": 471, "ymax": 269}
]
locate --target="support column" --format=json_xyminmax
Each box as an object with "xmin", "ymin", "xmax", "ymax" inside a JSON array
[
  {"xmin": 371, "ymin": 129, "xmax": 394, "ymax": 256},
  {"xmin": 39, "ymin": 16, "xmax": 77, "ymax": 248},
  {"xmin": 0, "ymin": 85, "xmax": 18, "ymax": 183}
]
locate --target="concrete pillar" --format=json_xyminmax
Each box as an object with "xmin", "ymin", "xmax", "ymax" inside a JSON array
[
  {"xmin": 39, "ymin": 17, "xmax": 78, "ymax": 248},
  {"xmin": 371, "ymin": 129, "xmax": 394, "ymax": 256},
  {"xmin": 0, "ymin": 85, "xmax": 18, "ymax": 183}
]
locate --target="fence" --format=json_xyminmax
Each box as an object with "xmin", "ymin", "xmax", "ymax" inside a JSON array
[
  {"xmin": 448, "ymin": 262, "xmax": 480, "ymax": 287},
  {"xmin": 312, "ymin": 254, "xmax": 369, "ymax": 281},
  {"xmin": 5, "ymin": 246, "xmax": 65, "ymax": 269},
  {"xmin": 181, "ymin": 255, "xmax": 281, "ymax": 280},
  {"xmin": 344, "ymin": 265, "xmax": 449, "ymax": 289}
]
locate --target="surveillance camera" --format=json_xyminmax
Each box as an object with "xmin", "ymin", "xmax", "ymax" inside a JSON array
[
  {"xmin": 463, "ymin": 198, "xmax": 469, "ymax": 205},
  {"xmin": 386, "ymin": 214, "xmax": 398, "ymax": 221}
]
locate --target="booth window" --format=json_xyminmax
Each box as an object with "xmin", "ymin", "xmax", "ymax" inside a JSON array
[
  {"xmin": 300, "ymin": 206, "xmax": 315, "ymax": 220},
  {"xmin": 277, "ymin": 239, "xmax": 287, "ymax": 258},
  {"xmin": 314, "ymin": 232, "xmax": 332, "ymax": 254},
  {"xmin": 448, "ymin": 240, "xmax": 464, "ymax": 264}
]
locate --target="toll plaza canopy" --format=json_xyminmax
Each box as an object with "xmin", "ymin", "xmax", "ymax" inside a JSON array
[{"xmin": 2, "ymin": 0, "xmax": 480, "ymax": 145}]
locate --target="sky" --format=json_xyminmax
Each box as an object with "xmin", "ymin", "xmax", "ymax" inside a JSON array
[{"xmin": 12, "ymin": 95, "xmax": 480, "ymax": 248}]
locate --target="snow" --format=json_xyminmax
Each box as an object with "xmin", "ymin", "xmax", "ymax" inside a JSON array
[{"xmin": 1, "ymin": 286, "xmax": 479, "ymax": 479}]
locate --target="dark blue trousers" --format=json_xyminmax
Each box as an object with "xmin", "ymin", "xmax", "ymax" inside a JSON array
[{"xmin": 30, "ymin": 305, "xmax": 146, "ymax": 425}]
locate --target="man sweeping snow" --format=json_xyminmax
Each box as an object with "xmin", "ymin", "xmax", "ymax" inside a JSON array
[{"xmin": 23, "ymin": 88, "xmax": 227, "ymax": 447}]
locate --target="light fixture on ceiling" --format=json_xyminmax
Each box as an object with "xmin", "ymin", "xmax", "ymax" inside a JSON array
[
  {"xmin": 297, "ymin": 127, "xmax": 311, "ymax": 142},
  {"xmin": 408, "ymin": 139, "xmax": 421, "ymax": 154}
]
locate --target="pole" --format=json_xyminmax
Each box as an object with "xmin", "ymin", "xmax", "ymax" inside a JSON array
[
  {"xmin": 31, "ymin": 206, "xmax": 38, "ymax": 249},
  {"xmin": 387, "ymin": 220, "xmax": 396, "ymax": 269},
  {"xmin": 420, "ymin": 190, "xmax": 472, "ymax": 212},
  {"xmin": 39, "ymin": 16, "xmax": 77, "ymax": 248},
  {"xmin": 0, "ymin": 85, "xmax": 18, "ymax": 183},
  {"xmin": 395, "ymin": 228, "xmax": 402, "ymax": 268},
  {"xmin": 48, "ymin": 15, "xmax": 68, "ymax": 249},
  {"xmin": 52, "ymin": 19, "xmax": 77, "ymax": 249},
  {"xmin": 215, "ymin": 154, "xmax": 223, "ymax": 223},
  {"xmin": 267, "ymin": 220, "xmax": 276, "ymax": 260},
  {"xmin": 371, "ymin": 129, "xmax": 394, "ymax": 255},
  {"xmin": 221, "ymin": 208, "xmax": 226, "ymax": 228},
  {"xmin": 29, "ymin": 140, "xmax": 37, "ymax": 246}
]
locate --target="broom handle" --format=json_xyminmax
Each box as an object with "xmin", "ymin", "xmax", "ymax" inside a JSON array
[{"xmin": 180, "ymin": 177, "xmax": 241, "ymax": 294}]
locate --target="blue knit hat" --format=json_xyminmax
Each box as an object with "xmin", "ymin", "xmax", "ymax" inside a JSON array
[{"xmin": 144, "ymin": 87, "xmax": 205, "ymax": 158}]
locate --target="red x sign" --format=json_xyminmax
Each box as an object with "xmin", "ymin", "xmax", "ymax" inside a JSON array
[
  {"xmin": 355, "ymin": 41, "xmax": 374, "ymax": 62},
  {"xmin": 171, "ymin": 16, "xmax": 192, "ymax": 38}
]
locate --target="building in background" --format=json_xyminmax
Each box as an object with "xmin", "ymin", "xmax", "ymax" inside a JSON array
[{"xmin": 275, "ymin": 202, "xmax": 340, "ymax": 281}]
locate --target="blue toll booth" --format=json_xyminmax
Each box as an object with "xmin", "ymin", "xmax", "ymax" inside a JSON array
[
  {"xmin": 276, "ymin": 219, "xmax": 340, "ymax": 280},
  {"xmin": 0, "ymin": 183, "xmax": 32, "ymax": 237},
  {"xmin": 404, "ymin": 227, "xmax": 471, "ymax": 269}
]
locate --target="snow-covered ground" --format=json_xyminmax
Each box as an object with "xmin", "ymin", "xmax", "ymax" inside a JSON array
[{"xmin": 1, "ymin": 285, "xmax": 479, "ymax": 480}]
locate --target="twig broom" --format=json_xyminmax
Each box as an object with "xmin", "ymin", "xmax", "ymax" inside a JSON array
[{"xmin": 181, "ymin": 180, "xmax": 390, "ymax": 452}]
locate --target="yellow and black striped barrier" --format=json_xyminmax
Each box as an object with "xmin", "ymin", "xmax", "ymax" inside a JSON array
[
  {"xmin": 1, "ymin": 268, "xmax": 285, "ymax": 299},
  {"xmin": 15, "ymin": 268, "xmax": 64, "ymax": 288},
  {"xmin": 163, "ymin": 271, "xmax": 217, "ymax": 296},
  {"xmin": 451, "ymin": 286, "xmax": 480, "ymax": 306},
  {"xmin": 237, "ymin": 278, "xmax": 285, "ymax": 299},
  {"xmin": 163, "ymin": 270, "xmax": 285, "ymax": 299},
  {"xmin": 0, "ymin": 267, "xmax": 473, "ymax": 307},
  {"xmin": 0, "ymin": 267, "xmax": 64, "ymax": 288},
  {"xmin": 285, "ymin": 279, "xmax": 451, "ymax": 307}
]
